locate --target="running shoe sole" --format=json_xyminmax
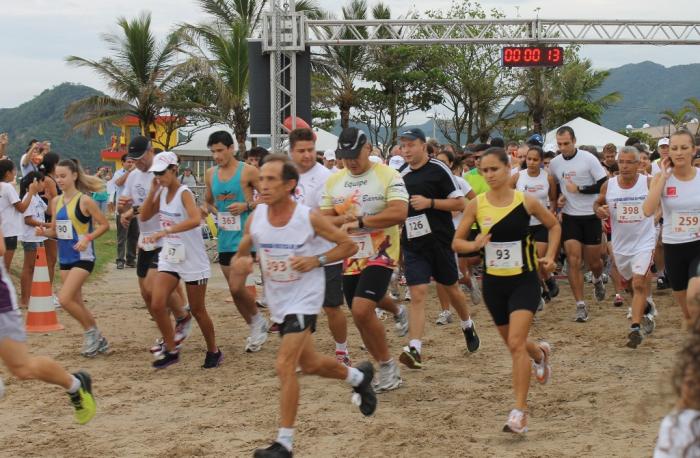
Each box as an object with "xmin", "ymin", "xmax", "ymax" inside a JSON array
[
  {"xmin": 399, "ymin": 348, "xmax": 422, "ymax": 369},
  {"xmin": 626, "ymin": 329, "xmax": 643, "ymax": 349}
]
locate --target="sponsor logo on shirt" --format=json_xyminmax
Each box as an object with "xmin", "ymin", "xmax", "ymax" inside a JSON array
[{"xmin": 665, "ymin": 187, "xmax": 677, "ymax": 197}]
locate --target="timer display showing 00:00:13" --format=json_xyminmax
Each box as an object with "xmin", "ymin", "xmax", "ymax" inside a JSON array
[{"xmin": 501, "ymin": 46, "xmax": 564, "ymax": 67}]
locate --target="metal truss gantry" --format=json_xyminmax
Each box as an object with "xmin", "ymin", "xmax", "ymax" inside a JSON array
[{"xmin": 258, "ymin": 13, "xmax": 700, "ymax": 150}]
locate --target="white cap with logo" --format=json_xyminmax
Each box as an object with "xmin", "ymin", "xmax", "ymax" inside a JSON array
[
  {"xmin": 148, "ymin": 151, "xmax": 179, "ymax": 172},
  {"xmin": 658, "ymin": 137, "xmax": 670, "ymax": 147}
]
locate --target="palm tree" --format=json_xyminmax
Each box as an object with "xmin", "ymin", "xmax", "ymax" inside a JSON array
[
  {"xmin": 684, "ymin": 97, "xmax": 700, "ymax": 134},
  {"xmin": 314, "ymin": 0, "xmax": 369, "ymax": 128},
  {"xmin": 181, "ymin": 0, "xmax": 321, "ymax": 146},
  {"xmin": 65, "ymin": 13, "xmax": 184, "ymax": 148},
  {"xmin": 660, "ymin": 106, "xmax": 691, "ymax": 130}
]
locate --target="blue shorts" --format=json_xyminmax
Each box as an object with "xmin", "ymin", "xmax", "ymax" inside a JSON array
[{"xmin": 22, "ymin": 241, "xmax": 41, "ymax": 251}]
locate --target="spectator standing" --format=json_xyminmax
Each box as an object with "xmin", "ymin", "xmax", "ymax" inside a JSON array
[{"xmin": 111, "ymin": 155, "xmax": 138, "ymax": 269}]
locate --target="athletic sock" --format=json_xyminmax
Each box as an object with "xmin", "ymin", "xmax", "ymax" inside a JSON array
[
  {"xmin": 379, "ymin": 359, "xmax": 394, "ymax": 367},
  {"xmin": 276, "ymin": 428, "xmax": 294, "ymax": 452},
  {"xmin": 335, "ymin": 341, "xmax": 348, "ymax": 353},
  {"xmin": 576, "ymin": 300, "xmax": 585, "ymax": 307},
  {"xmin": 345, "ymin": 367, "xmax": 364, "ymax": 387},
  {"xmin": 460, "ymin": 318, "xmax": 473, "ymax": 331},
  {"xmin": 593, "ymin": 275, "xmax": 602, "ymax": 283},
  {"xmin": 631, "ymin": 323, "xmax": 640, "ymax": 330},
  {"xmin": 67, "ymin": 375, "xmax": 81, "ymax": 394},
  {"xmin": 409, "ymin": 339, "xmax": 422, "ymax": 353},
  {"xmin": 250, "ymin": 313, "xmax": 263, "ymax": 328}
]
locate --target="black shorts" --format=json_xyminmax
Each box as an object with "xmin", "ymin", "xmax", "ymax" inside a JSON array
[
  {"xmin": 323, "ymin": 264, "xmax": 344, "ymax": 308},
  {"xmin": 483, "ymin": 271, "xmax": 541, "ymax": 326},
  {"xmin": 280, "ymin": 313, "xmax": 317, "ymax": 336},
  {"xmin": 60, "ymin": 260, "xmax": 95, "ymax": 273},
  {"xmin": 342, "ymin": 265, "xmax": 393, "ymax": 306},
  {"xmin": 529, "ymin": 224, "xmax": 548, "ymax": 243},
  {"xmin": 403, "ymin": 242, "xmax": 458, "ymax": 286},
  {"xmin": 561, "ymin": 214, "xmax": 602, "ymax": 245},
  {"xmin": 461, "ymin": 228, "xmax": 481, "ymax": 258},
  {"xmin": 663, "ymin": 241, "xmax": 700, "ymax": 292},
  {"xmin": 136, "ymin": 248, "xmax": 160, "ymax": 278},
  {"xmin": 3, "ymin": 236, "xmax": 17, "ymax": 251},
  {"xmin": 162, "ymin": 271, "xmax": 208, "ymax": 286}
]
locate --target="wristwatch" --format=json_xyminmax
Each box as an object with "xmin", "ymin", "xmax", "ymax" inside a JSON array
[
  {"xmin": 317, "ymin": 255, "xmax": 328, "ymax": 266},
  {"xmin": 132, "ymin": 205, "xmax": 140, "ymax": 215}
]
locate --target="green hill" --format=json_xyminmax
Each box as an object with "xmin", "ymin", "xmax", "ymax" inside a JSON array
[
  {"xmin": 0, "ymin": 83, "xmax": 111, "ymax": 169},
  {"xmin": 597, "ymin": 61, "xmax": 700, "ymax": 131}
]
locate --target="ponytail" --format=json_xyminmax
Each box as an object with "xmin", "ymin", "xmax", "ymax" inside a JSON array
[{"xmin": 57, "ymin": 159, "xmax": 104, "ymax": 194}]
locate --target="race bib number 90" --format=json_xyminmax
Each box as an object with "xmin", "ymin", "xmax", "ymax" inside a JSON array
[
  {"xmin": 406, "ymin": 214, "xmax": 431, "ymax": 239},
  {"xmin": 672, "ymin": 211, "xmax": 700, "ymax": 234},
  {"xmin": 56, "ymin": 220, "xmax": 73, "ymax": 240},
  {"xmin": 616, "ymin": 203, "xmax": 644, "ymax": 223},
  {"xmin": 485, "ymin": 241, "xmax": 523, "ymax": 269},
  {"xmin": 262, "ymin": 252, "xmax": 300, "ymax": 282}
]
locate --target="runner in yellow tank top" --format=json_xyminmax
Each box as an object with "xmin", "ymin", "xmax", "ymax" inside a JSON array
[{"xmin": 453, "ymin": 147, "xmax": 561, "ymax": 435}]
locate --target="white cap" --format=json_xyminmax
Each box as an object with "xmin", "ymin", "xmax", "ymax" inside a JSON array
[
  {"xmin": 658, "ymin": 137, "xmax": 670, "ymax": 146},
  {"xmin": 148, "ymin": 151, "xmax": 179, "ymax": 172},
  {"xmin": 388, "ymin": 155, "xmax": 405, "ymax": 170},
  {"xmin": 369, "ymin": 155, "xmax": 382, "ymax": 164},
  {"xmin": 323, "ymin": 150, "xmax": 336, "ymax": 161}
]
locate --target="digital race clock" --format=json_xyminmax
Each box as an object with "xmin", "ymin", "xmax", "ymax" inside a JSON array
[{"xmin": 501, "ymin": 46, "xmax": 564, "ymax": 67}]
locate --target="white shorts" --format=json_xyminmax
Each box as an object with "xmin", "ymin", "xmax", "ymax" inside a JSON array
[{"xmin": 614, "ymin": 250, "xmax": 654, "ymax": 281}]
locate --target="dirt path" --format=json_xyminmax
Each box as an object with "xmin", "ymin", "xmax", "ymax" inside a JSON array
[{"xmin": 0, "ymin": 264, "xmax": 684, "ymax": 457}]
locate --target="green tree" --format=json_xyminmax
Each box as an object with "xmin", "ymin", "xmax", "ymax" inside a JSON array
[
  {"xmin": 65, "ymin": 13, "xmax": 185, "ymax": 149},
  {"xmin": 421, "ymin": 1, "xmax": 520, "ymax": 146},
  {"xmin": 315, "ymin": 0, "xmax": 369, "ymax": 129},
  {"xmin": 682, "ymin": 97, "xmax": 700, "ymax": 134}
]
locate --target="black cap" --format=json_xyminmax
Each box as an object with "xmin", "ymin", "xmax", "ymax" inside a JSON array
[
  {"xmin": 336, "ymin": 127, "xmax": 367, "ymax": 159},
  {"xmin": 398, "ymin": 128, "xmax": 426, "ymax": 143},
  {"xmin": 127, "ymin": 135, "xmax": 151, "ymax": 159}
]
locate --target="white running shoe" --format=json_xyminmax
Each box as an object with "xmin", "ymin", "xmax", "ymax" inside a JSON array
[
  {"xmin": 53, "ymin": 295, "xmax": 61, "ymax": 308},
  {"xmin": 435, "ymin": 310, "xmax": 453, "ymax": 325},
  {"xmin": 174, "ymin": 314, "xmax": 193, "ymax": 343},
  {"xmin": 373, "ymin": 360, "xmax": 402, "ymax": 393},
  {"xmin": 394, "ymin": 304, "xmax": 409, "ymax": 337},
  {"xmin": 469, "ymin": 274, "xmax": 482, "ymax": 305},
  {"xmin": 503, "ymin": 408, "xmax": 528, "ymax": 434},
  {"xmin": 375, "ymin": 308, "xmax": 387, "ymax": 320},
  {"xmin": 245, "ymin": 317, "xmax": 269, "ymax": 353},
  {"xmin": 82, "ymin": 328, "xmax": 102, "ymax": 357},
  {"xmin": 532, "ymin": 342, "xmax": 552, "ymax": 384}
]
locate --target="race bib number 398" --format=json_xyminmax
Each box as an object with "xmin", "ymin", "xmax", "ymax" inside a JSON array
[
  {"xmin": 485, "ymin": 241, "xmax": 523, "ymax": 269},
  {"xmin": 616, "ymin": 203, "xmax": 644, "ymax": 223}
]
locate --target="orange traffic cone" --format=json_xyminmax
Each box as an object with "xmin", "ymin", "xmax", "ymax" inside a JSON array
[{"xmin": 25, "ymin": 245, "xmax": 63, "ymax": 333}]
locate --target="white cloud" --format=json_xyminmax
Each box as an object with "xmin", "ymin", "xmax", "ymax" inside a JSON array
[{"xmin": 0, "ymin": 0, "xmax": 697, "ymax": 109}]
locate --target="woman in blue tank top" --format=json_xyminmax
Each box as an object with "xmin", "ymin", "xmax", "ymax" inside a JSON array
[{"xmin": 37, "ymin": 160, "xmax": 109, "ymax": 357}]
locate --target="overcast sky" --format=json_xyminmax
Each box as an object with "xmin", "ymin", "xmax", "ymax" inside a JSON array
[{"xmin": 1, "ymin": 0, "xmax": 697, "ymax": 109}]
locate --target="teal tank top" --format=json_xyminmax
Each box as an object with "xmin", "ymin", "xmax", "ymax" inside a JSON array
[{"xmin": 212, "ymin": 163, "xmax": 250, "ymax": 253}]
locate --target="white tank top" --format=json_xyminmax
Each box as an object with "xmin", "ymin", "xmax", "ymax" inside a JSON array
[
  {"xmin": 157, "ymin": 185, "xmax": 210, "ymax": 279},
  {"xmin": 516, "ymin": 169, "xmax": 549, "ymax": 226},
  {"xmin": 251, "ymin": 203, "xmax": 325, "ymax": 323},
  {"xmin": 661, "ymin": 171, "xmax": 700, "ymax": 244},
  {"xmin": 607, "ymin": 175, "xmax": 656, "ymax": 255}
]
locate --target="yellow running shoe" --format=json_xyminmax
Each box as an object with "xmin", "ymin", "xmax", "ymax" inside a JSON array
[{"xmin": 68, "ymin": 371, "xmax": 96, "ymax": 425}]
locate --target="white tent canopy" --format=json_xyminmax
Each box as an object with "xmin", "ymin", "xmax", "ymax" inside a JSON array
[
  {"xmin": 544, "ymin": 117, "xmax": 629, "ymax": 151},
  {"xmin": 312, "ymin": 127, "xmax": 339, "ymax": 152},
  {"xmin": 173, "ymin": 124, "xmax": 251, "ymax": 161}
]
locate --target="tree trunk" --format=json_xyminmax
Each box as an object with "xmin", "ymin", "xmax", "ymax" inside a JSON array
[{"xmin": 340, "ymin": 107, "xmax": 350, "ymax": 129}]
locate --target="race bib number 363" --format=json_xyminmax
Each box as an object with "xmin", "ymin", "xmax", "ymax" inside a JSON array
[
  {"xmin": 218, "ymin": 212, "xmax": 242, "ymax": 231},
  {"xmin": 485, "ymin": 241, "xmax": 523, "ymax": 269}
]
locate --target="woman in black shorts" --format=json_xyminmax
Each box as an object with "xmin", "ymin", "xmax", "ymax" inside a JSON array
[
  {"xmin": 643, "ymin": 131, "xmax": 700, "ymax": 325},
  {"xmin": 453, "ymin": 147, "xmax": 561, "ymax": 434}
]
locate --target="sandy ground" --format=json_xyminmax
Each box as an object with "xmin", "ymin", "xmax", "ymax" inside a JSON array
[{"xmin": 0, "ymin": 262, "xmax": 687, "ymax": 457}]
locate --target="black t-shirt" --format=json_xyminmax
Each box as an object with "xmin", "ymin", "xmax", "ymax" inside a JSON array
[{"xmin": 399, "ymin": 158, "xmax": 463, "ymax": 250}]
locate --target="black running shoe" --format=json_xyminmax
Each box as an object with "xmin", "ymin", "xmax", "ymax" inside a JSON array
[
  {"xmin": 399, "ymin": 346, "xmax": 422, "ymax": 369},
  {"xmin": 352, "ymin": 361, "xmax": 377, "ymax": 417},
  {"xmin": 626, "ymin": 327, "xmax": 643, "ymax": 349},
  {"xmin": 202, "ymin": 349, "xmax": 223, "ymax": 369},
  {"xmin": 254, "ymin": 441, "xmax": 292, "ymax": 458},
  {"xmin": 546, "ymin": 277, "xmax": 560, "ymax": 298},
  {"xmin": 152, "ymin": 350, "xmax": 179, "ymax": 369},
  {"xmin": 463, "ymin": 323, "xmax": 480, "ymax": 353}
]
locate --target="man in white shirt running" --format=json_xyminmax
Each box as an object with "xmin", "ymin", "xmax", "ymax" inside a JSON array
[
  {"xmin": 228, "ymin": 155, "xmax": 377, "ymax": 458},
  {"xmin": 549, "ymin": 126, "xmax": 608, "ymax": 322},
  {"xmin": 288, "ymin": 128, "xmax": 351, "ymax": 365}
]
